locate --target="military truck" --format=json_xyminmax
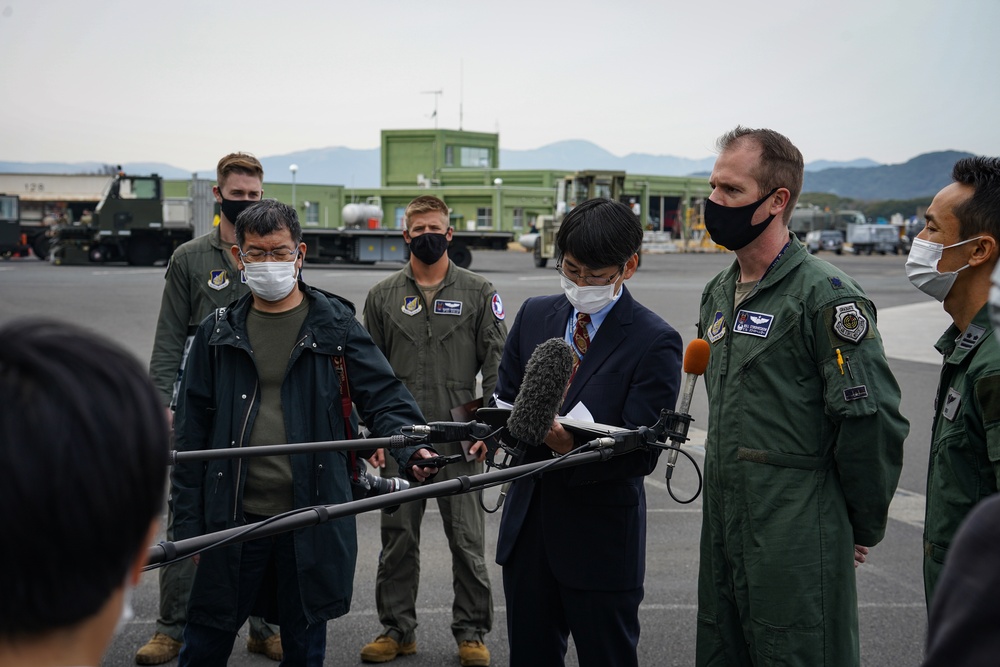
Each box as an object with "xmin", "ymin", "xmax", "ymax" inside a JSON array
[
  {"xmin": 530, "ymin": 170, "xmax": 627, "ymax": 268},
  {"xmin": 50, "ymin": 171, "xmax": 193, "ymax": 266}
]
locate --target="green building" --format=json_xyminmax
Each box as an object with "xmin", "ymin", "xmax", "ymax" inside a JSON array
[{"xmin": 166, "ymin": 128, "xmax": 711, "ymax": 238}]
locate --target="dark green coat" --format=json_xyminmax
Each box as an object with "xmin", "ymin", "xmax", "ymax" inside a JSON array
[
  {"xmin": 172, "ymin": 282, "xmax": 425, "ymax": 630},
  {"xmin": 924, "ymin": 304, "xmax": 1000, "ymax": 603},
  {"xmin": 695, "ymin": 236, "xmax": 908, "ymax": 666}
]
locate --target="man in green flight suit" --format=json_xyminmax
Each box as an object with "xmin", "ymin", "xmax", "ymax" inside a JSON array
[
  {"xmin": 139, "ymin": 152, "xmax": 282, "ymax": 664},
  {"xmin": 695, "ymin": 126, "xmax": 908, "ymax": 667},
  {"xmin": 360, "ymin": 195, "xmax": 506, "ymax": 667},
  {"xmin": 905, "ymin": 156, "xmax": 1000, "ymax": 606}
]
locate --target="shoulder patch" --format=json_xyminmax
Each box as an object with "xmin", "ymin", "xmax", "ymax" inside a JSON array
[
  {"xmin": 401, "ymin": 296, "xmax": 422, "ymax": 316},
  {"xmin": 707, "ymin": 311, "xmax": 726, "ymax": 343},
  {"xmin": 829, "ymin": 276, "xmax": 844, "ymax": 289},
  {"xmin": 491, "ymin": 293, "xmax": 505, "ymax": 320},
  {"xmin": 831, "ymin": 302, "xmax": 869, "ymax": 343},
  {"xmin": 208, "ymin": 269, "xmax": 230, "ymax": 290}
]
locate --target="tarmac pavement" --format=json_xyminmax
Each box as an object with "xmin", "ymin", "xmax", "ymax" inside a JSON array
[{"xmin": 0, "ymin": 247, "xmax": 942, "ymax": 666}]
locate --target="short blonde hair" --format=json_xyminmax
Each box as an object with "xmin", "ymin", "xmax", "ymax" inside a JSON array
[
  {"xmin": 216, "ymin": 152, "xmax": 264, "ymax": 188},
  {"xmin": 404, "ymin": 195, "xmax": 450, "ymax": 229}
]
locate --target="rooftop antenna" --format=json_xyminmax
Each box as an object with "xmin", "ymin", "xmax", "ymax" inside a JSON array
[{"xmin": 422, "ymin": 89, "xmax": 443, "ymax": 129}]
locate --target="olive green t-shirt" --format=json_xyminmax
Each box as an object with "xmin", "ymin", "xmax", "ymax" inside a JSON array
[{"xmin": 242, "ymin": 298, "xmax": 309, "ymax": 516}]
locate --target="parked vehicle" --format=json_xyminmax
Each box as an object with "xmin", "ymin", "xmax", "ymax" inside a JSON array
[
  {"xmin": 805, "ymin": 229, "xmax": 844, "ymax": 254},
  {"xmin": 51, "ymin": 171, "xmax": 193, "ymax": 266},
  {"xmin": 844, "ymin": 223, "xmax": 902, "ymax": 255}
]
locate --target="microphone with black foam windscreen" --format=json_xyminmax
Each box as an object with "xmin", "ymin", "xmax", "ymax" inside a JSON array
[
  {"xmin": 492, "ymin": 337, "xmax": 575, "ymax": 469},
  {"xmin": 665, "ymin": 338, "xmax": 710, "ymax": 480}
]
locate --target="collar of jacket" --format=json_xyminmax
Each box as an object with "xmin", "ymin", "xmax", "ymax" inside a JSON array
[
  {"xmin": 935, "ymin": 302, "xmax": 994, "ymax": 364},
  {"xmin": 208, "ymin": 224, "xmax": 225, "ymax": 250},
  {"xmin": 208, "ymin": 282, "xmax": 356, "ymax": 357},
  {"xmin": 402, "ymin": 258, "xmax": 457, "ymax": 288},
  {"xmin": 719, "ymin": 232, "xmax": 807, "ymax": 292}
]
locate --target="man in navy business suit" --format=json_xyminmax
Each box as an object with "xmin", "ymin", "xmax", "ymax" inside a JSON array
[{"xmin": 493, "ymin": 198, "xmax": 683, "ymax": 667}]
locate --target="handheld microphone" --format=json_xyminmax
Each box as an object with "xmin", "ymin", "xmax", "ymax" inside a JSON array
[
  {"xmin": 493, "ymin": 337, "xmax": 574, "ymax": 468},
  {"xmin": 665, "ymin": 338, "xmax": 710, "ymax": 479}
]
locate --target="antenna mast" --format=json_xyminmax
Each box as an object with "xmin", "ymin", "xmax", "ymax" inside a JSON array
[{"xmin": 422, "ymin": 89, "xmax": 443, "ymax": 129}]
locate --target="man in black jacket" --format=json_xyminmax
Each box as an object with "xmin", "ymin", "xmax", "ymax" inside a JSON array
[{"xmin": 172, "ymin": 199, "xmax": 439, "ymax": 666}]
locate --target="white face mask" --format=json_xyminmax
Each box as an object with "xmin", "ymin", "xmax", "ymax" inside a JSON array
[
  {"xmin": 561, "ymin": 275, "xmax": 619, "ymax": 314},
  {"xmin": 905, "ymin": 236, "xmax": 980, "ymax": 302},
  {"xmin": 243, "ymin": 260, "xmax": 299, "ymax": 302}
]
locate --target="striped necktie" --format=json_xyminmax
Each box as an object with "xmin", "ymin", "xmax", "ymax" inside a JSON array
[{"xmin": 570, "ymin": 312, "xmax": 591, "ymax": 382}]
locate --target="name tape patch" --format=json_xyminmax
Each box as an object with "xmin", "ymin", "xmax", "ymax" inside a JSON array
[
  {"xmin": 733, "ymin": 310, "xmax": 774, "ymax": 338},
  {"xmin": 434, "ymin": 299, "xmax": 463, "ymax": 316},
  {"xmin": 843, "ymin": 385, "xmax": 869, "ymax": 402}
]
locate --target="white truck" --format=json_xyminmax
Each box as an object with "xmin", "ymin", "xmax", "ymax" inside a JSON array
[{"xmin": 844, "ymin": 223, "xmax": 901, "ymax": 255}]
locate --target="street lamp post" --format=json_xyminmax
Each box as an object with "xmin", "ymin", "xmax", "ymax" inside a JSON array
[
  {"xmin": 290, "ymin": 164, "xmax": 298, "ymax": 209},
  {"xmin": 494, "ymin": 177, "xmax": 503, "ymax": 230}
]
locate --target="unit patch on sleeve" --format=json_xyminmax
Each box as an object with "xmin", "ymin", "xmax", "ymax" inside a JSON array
[
  {"xmin": 434, "ymin": 299, "xmax": 463, "ymax": 316},
  {"xmin": 707, "ymin": 310, "xmax": 727, "ymax": 343},
  {"xmin": 208, "ymin": 270, "xmax": 230, "ymax": 290},
  {"xmin": 491, "ymin": 293, "xmax": 505, "ymax": 320},
  {"xmin": 401, "ymin": 296, "xmax": 422, "ymax": 316},
  {"xmin": 732, "ymin": 310, "xmax": 774, "ymax": 338},
  {"xmin": 832, "ymin": 302, "xmax": 868, "ymax": 343}
]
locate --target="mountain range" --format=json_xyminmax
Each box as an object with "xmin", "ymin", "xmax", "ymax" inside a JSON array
[{"xmin": 0, "ymin": 141, "xmax": 972, "ymax": 201}]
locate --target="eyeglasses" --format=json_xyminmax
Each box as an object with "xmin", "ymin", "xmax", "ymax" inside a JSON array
[
  {"xmin": 240, "ymin": 248, "xmax": 299, "ymax": 262},
  {"xmin": 556, "ymin": 262, "xmax": 622, "ymax": 287}
]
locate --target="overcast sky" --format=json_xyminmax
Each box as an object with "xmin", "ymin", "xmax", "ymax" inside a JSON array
[{"xmin": 2, "ymin": 0, "xmax": 998, "ymax": 172}]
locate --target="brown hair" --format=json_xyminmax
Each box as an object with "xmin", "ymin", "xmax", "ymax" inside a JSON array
[
  {"xmin": 404, "ymin": 195, "xmax": 450, "ymax": 229},
  {"xmin": 717, "ymin": 126, "xmax": 804, "ymax": 223},
  {"xmin": 216, "ymin": 152, "xmax": 264, "ymax": 189}
]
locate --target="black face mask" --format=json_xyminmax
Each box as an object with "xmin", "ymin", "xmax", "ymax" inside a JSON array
[
  {"xmin": 408, "ymin": 232, "xmax": 449, "ymax": 264},
  {"xmin": 219, "ymin": 196, "xmax": 258, "ymax": 224},
  {"xmin": 704, "ymin": 188, "xmax": 779, "ymax": 251}
]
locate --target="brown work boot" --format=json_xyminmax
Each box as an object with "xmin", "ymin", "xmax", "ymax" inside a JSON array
[
  {"xmin": 360, "ymin": 634, "xmax": 417, "ymax": 663},
  {"xmin": 458, "ymin": 640, "xmax": 491, "ymax": 667},
  {"xmin": 247, "ymin": 634, "xmax": 283, "ymax": 661},
  {"xmin": 135, "ymin": 632, "xmax": 182, "ymax": 665}
]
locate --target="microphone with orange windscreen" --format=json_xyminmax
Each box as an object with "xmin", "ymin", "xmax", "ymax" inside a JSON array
[{"xmin": 665, "ymin": 338, "xmax": 711, "ymax": 480}]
